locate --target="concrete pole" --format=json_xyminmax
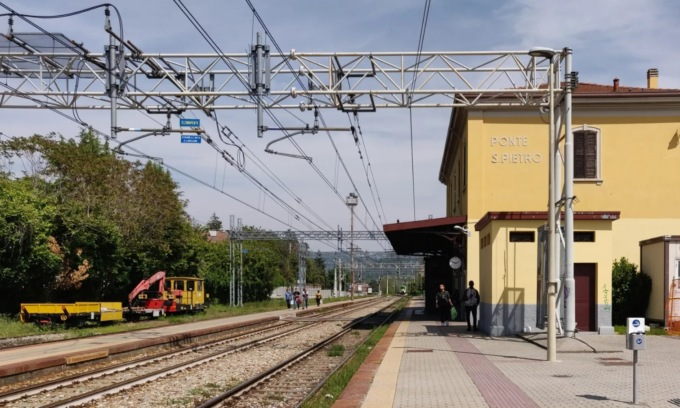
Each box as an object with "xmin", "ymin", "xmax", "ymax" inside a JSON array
[
  {"xmin": 547, "ymin": 54, "xmax": 558, "ymax": 362},
  {"xmin": 563, "ymin": 48, "xmax": 576, "ymax": 337}
]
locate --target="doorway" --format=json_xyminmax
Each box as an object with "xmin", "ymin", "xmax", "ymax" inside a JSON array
[{"xmin": 574, "ymin": 263, "xmax": 596, "ymax": 331}]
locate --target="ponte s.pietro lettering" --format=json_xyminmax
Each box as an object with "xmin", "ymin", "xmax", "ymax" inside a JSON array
[{"xmin": 490, "ymin": 136, "xmax": 543, "ymax": 164}]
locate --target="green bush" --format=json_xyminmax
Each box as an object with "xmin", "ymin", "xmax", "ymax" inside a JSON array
[{"xmin": 612, "ymin": 257, "xmax": 652, "ymax": 325}]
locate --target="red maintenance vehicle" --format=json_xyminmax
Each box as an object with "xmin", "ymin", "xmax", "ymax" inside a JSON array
[{"xmin": 126, "ymin": 271, "xmax": 208, "ymax": 320}]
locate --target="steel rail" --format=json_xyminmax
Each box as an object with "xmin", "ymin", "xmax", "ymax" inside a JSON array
[
  {"xmin": 0, "ymin": 299, "xmax": 380, "ymax": 407},
  {"xmin": 195, "ymin": 297, "xmax": 400, "ymax": 408}
]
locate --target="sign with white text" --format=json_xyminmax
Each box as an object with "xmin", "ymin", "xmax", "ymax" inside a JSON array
[{"xmin": 181, "ymin": 135, "xmax": 201, "ymax": 144}]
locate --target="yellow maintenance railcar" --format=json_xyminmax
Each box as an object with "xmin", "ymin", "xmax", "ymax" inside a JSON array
[{"xmin": 20, "ymin": 302, "xmax": 123, "ymax": 326}]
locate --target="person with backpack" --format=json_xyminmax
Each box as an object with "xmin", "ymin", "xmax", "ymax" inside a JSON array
[
  {"xmin": 435, "ymin": 283, "xmax": 453, "ymax": 326},
  {"xmin": 464, "ymin": 280, "xmax": 480, "ymax": 331}
]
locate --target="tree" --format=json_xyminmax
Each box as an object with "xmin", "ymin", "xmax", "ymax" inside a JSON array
[
  {"xmin": 0, "ymin": 131, "xmax": 203, "ymax": 308},
  {"xmin": 206, "ymin": 213, "xmax": 223, "ymax": 231},
  {"xmin": 0, "ymin": 178, "xmax": 62, "ymax": 311},
  {"xmin": 612, "ymin": 257, "xmax": 652, "ymax": 325}
]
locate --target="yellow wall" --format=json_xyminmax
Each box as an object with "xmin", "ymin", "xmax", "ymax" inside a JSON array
[
  {"xmin": 473, "ymin": 111, "xmax": 680, "ymax": 221},
  {"xmin": 447, "ymin": 108, "xmax": 680, "ymax": 284},
  {"xmin": 479, "ymin": 220, "xmax": 614, "ymax": 306},
  {"xmin": 641, "ymin": 241, "xmax": 666, "ymax": 321}
]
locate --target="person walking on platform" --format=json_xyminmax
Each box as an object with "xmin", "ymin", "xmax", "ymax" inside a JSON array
[
  {"xmin": 464, "ymin": 280, "xmax": 480, "ymax": 331},
  {"xmin": 302, "ymin": 287, "xmax": 309, "ymax": 309},
  {"xmin": 315, "ymin": 290, "xmax": 322, "ymax": 307},
  {"xmin": 293, "ymin": 287, "xmax": 301, "ymax": 310},
  {"xmin": 284, "ymin": 288, "xmax": 293, "ymax": 309},
  {"xmin": 435, "ymin": 283, "xmax": 453, "ymax": 326}
]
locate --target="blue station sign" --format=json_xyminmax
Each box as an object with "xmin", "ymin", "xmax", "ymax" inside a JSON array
[
  {"xmin": 181, "ymin": 135, "xmax": 202, "ymax": 144},
  {"xmin": 180, "ymin": 118, "xmax": 200, "ymax": 127}
]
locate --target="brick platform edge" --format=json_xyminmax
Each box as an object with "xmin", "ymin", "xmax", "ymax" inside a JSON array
[{"xmin": 332, "ymin": 317, "xmax": 402, "ymax": 408}]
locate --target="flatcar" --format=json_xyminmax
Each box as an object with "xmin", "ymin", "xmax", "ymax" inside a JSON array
[{"xmin": 20, "ymin": 302, "xmax": 123, "ymax": 326}]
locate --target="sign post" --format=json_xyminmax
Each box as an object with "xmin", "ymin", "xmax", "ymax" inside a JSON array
[{"xmin": 626, "ymin": 317, "xmax": 646, "ymax": 405}]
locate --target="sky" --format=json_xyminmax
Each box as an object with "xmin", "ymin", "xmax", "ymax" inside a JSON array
[{"xmin": 1, "ymin": 0, "xmax": 679, "ymax": 253}]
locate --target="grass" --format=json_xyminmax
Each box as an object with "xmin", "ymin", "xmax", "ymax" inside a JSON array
[
  {"xmin": 327, "ymin": 344, "xmax": 345, "ymax": 357},
  {"xmin": 302, "ymin": 324, "xmax": 390, "ymax": 408},
  {"xmin": 0, "ymin": 295, "xmax": 359, "ymax": 340},
  {"xmin": 613, "ymin": 325, "xmax": 668, "ymax": 335}
]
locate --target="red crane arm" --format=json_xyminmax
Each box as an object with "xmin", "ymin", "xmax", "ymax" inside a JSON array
[{"xmin": 128, "ymin": 271, "xmax": 166, "ymax": 304}]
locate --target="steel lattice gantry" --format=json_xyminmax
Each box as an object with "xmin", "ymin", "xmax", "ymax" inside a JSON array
[
  {"xmin": 0, "ymin": 26, "xmax": 575, "ymax": 358},
  {"xmin": 0, "ymin": 32, "xmax": 562, "ymax": 112},
  {"xmin": 226, "ymin": 229, "xmax": 387, "ymax": 242}
]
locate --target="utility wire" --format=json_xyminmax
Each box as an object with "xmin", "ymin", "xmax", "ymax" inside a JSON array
[
  {"xmin": 407, "ymin": 0, "xmax": 432, "ymax": 220},
  {"xmin": 348, "ymin": 112, "xmax": 388, "ymax": 223},
  {"xmin": 245, "ymin": 1, "xmax": 386, "ymax": 239}
]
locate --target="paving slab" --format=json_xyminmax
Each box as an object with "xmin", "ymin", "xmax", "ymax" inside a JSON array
[{"xmin": 334, "ymin": 298, "xmax": 680, "ymax": 408}]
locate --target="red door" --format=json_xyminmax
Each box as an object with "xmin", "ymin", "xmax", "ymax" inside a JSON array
[{"xmin": 575, "ymin": 264, "xmax": 596, "ymax": 331}]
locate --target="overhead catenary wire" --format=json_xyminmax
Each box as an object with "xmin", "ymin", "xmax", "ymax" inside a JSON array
[
  {"xmin": 1, "ymin": 71, "xmax": 340, "ymax": 249},
  {"xmin": 4, "ymin": 2, "xmax": 385, "ymax": 250},
  {"xmin": 244, "ymin": 1, "xmax": 386, "ymax": 241},
  {"xmin": 407, "ymin": 0, "xmax": 432, "ymax": 221},
  {"xmin": 173, "ymin": 0, "xmax": 347, "ymax": 234},
  {"xmin": 347, "ymin": 112, "xmax": 388, "ymax": 224}
]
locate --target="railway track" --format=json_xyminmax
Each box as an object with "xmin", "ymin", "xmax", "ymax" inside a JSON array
[
  {"xmin": 0, "ymin": 298, "xmax": 386, "ymax": 408},
  {"xmin": 197, "ymin": 300, "xmax": 400, "ymax": 407}
]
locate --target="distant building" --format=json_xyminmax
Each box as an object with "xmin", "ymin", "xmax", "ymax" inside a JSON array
[{"xmin": 206, "ymin": 230, "xmax": 229, "ymax": 243}]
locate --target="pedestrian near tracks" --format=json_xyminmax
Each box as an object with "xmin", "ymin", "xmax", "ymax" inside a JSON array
[
  {"xmin": 284, "ymin": 288, "xmax": 293, "ymax": 309},
  {"xmin": 293, "ymin": 288, "xmax": 301, "ymax": 310},
  {"xmin": 464, "ymin": 280, "xmax": 480, "ymax": 331},
  {"xmin": 315, "ymin": 290, "xmax": 322, "ymax": 307},
  {"xmin": 302, "ymin": 287, "xmax": 309, "ymax": 309},
  {"xmin": 435, "ymin": 283, "xmax": 453, "ymax": 326}
]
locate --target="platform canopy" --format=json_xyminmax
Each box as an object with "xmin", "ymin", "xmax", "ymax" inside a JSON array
[{"xmin": 383, "ymin": 215, "xmax": 467, "ymax": 256}]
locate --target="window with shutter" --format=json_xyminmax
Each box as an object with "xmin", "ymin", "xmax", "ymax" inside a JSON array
[{"xmin": 574, "ymin": 128, "xmax": 600, "ymax": 179}]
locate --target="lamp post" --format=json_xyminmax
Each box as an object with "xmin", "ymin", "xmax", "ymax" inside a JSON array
[
  {"xmin": 346, "ymin": 192, "xmax": 358, "ymax": 301},
  {"xmin": 529, "ymin": 47, "xmax": 558, "ymax": 362}
]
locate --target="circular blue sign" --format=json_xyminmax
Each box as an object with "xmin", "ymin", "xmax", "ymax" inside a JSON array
[
  {"xmin": 632, "ymin": 319, "xmax": 640, "ymax": 327},
  {"xmin": 635, "ymin": 338, "xmax": 642, "ymax": 345}
]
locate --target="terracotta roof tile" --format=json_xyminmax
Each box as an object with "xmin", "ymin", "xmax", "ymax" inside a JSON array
[{"xmin": 574, "ymin": 82, "xmax": 680, "ymax": 94}]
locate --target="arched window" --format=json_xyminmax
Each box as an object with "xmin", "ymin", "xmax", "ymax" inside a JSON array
[{"xmin": 574, "ymin": 126, "xmax": 601, "ymax": 180}]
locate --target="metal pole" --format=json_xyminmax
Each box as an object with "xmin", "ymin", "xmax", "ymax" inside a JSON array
[
  {"xmin": 105, "ymin": 15, "xmax": 118, "ymax": 139},
  {"xmin": 229, "ymin": 215, "xmax": 235, "ymax": 307},
  {"xmin": 238, "ymin": 218, "xmax": 243, "ymax": 307},
  {"xmin": 350, "ymin": 205, "xmax": 355, "ymax": 301},
  {"xmin": 255, "ymin": 32, "xmax": 264, "ymax": 137},
  {"xmin": 633, "ymin": 349, "xmax": 638, "ymax": 404},
  {"xmin": 547, "ymin": 53, "xmax": 557, "ymax": 362},
  {"xmin": 564, "ymin": 48, "xmax": 576, "ymax": 337}
]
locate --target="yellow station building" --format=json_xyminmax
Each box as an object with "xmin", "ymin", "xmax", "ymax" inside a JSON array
[{"xmin": 386, "ymin": 69, "xmax": 680, "ymax": 335}]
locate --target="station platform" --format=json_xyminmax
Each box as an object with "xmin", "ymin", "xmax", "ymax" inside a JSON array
[{"xmin": 334, "ymin": 298, "xmax": 680, "ymax": 408}]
